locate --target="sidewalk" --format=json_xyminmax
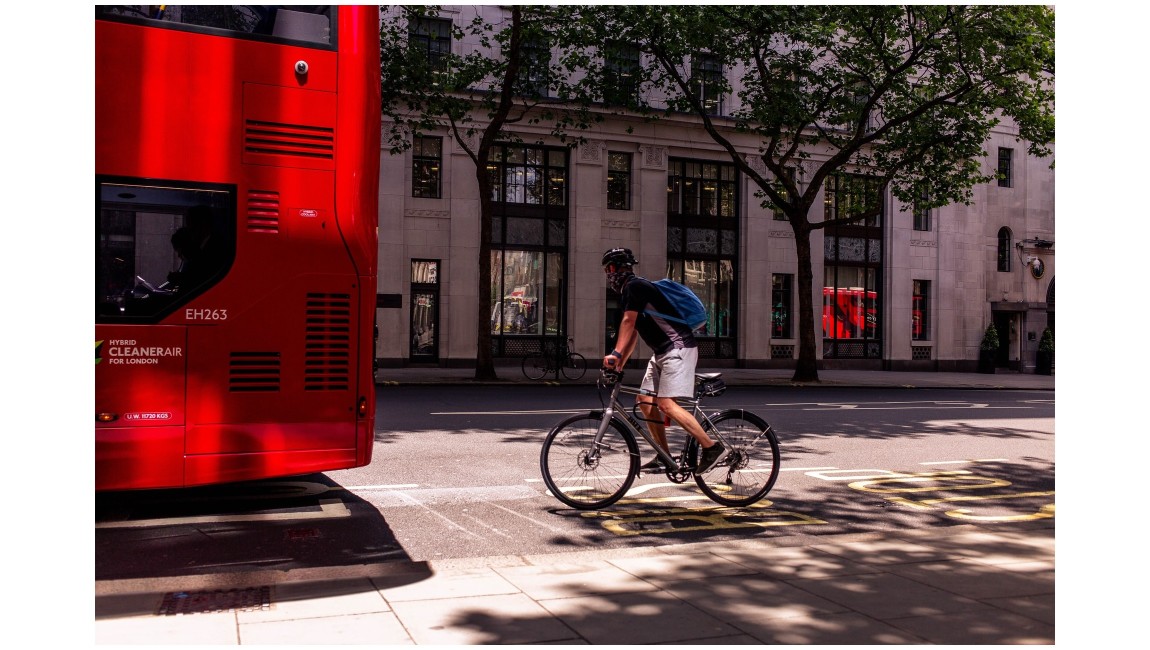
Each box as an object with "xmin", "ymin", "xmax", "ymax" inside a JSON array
[
  {"xmin": 95, "ymin": 522, "xmax": 1054, "ymax": 644},
  {"xmin": 377, "ymin": 365, "xmax": 1056, "ymax": 390}
]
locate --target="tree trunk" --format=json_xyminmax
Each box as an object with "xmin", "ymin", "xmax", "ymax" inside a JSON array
[
  {"xmin": 792, "ymin": 225, "xmax": 820, "ymax": 382},
  {"xmin": 470, "ymin": 6, "xmax": 523, "ymax": 382},
  {"xmin": 474, "ymin": 166, "xmax": 497, "ymax": 381}
]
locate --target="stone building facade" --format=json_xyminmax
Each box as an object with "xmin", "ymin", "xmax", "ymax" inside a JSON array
[{"xmin": 374, "ymin": 9, "xmax": 1055, "ymax": 374}]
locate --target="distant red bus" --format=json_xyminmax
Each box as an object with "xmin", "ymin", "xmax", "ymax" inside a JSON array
[
  {"xmin": 95, "ymin": 6, "xmax": 381, "ymax": 490},
  {"xmin": 822, "ymin": 287, "xmax": 877, "ymax": 339}
]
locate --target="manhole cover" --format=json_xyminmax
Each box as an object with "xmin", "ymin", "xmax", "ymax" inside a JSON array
[{"xmin": 158, "ymin": 586, "xmax": 272, "ymax": 615}]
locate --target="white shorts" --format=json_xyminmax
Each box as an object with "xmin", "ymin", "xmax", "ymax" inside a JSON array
[{"xmin": 639, "ymin": 346, "xmax": 699, "ymax": 399}]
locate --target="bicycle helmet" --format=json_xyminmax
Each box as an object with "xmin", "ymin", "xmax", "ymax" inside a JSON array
[{"xmin": 601, "ymin": 247, "xmax": 638, "ymax": 268}]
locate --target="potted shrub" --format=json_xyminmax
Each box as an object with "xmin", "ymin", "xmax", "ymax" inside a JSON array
[
  {"xmin": 1036, "ymin": 328, "xmax": 1054, "ymax": 375},
  {"xmin": 978, "ymin": 323, "xmax": 999, "ymax": 374}
]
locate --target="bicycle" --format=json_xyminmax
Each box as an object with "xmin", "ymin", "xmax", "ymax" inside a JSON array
[
  {"xmin": 522, "ymin": 337, "xmax": 587, "ymax": 381},
  {"xmin": 539, "ymin": 368, "xmax": 780, "ymax": 509}
]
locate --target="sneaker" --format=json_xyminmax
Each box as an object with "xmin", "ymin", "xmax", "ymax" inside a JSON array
[{"xmin": 696, "ymin": 442, "xmax": 729, "ymax": 473}]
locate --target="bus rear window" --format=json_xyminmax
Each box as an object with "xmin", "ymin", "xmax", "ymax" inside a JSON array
[
  {"xmin": 97, "ymin": 179, "xmax": 235, "ymax": 322},
  {"xmin": 96, "ymin": 5, "xmax": 334, "ymax": 47}
]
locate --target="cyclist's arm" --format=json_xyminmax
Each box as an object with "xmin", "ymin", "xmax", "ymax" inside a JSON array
[{"xmin": 605, "ymin": 310, "xmax": 639, "ymax": 368}]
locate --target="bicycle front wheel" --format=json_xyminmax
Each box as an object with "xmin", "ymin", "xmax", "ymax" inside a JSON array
[
  {"xmin": 522, "ymin": 353, "xmax": 548, "ymax": 380},
  {"xmin": 540, "ymin": 413, "xmax": 638, "ymax": 509},
  {"xmin": 693, "ymin": 410, "xmax": 780, "ymax": 507},
  {"xmin": 561, "ymin": 353, "xmax": 587, "ymax": 380}
]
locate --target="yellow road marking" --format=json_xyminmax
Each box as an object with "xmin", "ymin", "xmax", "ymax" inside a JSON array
[{"xmin": 849, "ymin": 470, "xmax": 1012, "ymax": 493}]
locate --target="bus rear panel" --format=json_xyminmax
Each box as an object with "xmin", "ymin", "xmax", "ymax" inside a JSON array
[{"xmin": 95, "ymin": 6, "xmax": 381, "ymax": 490}]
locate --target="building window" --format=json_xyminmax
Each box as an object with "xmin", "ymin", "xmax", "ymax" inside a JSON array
[
  {"xmin": 667, "ymin": 158, "xmax": 738, "ymax": 358},
  {"xmin": 997, "ymin": 147, "xmax": 1013, "ymax": 188},
  {"xmin": 667, "ymin": 159, "xmax": 736, "ymax": 217},
  {"xmin": 412, "ymin": 136, "xmax": 442, "ymax": 198},
  {"xmin": 488, "ymin": 145, "xmax": 566, "ymax": 206},
  {"xmin": 823, "ymin": 172, "xmax": 884, "ymax": 359},
  {"xmin": 913, "ymin": 188, "xmax": 931, "ymax": 231},
  {"xmin": 912, "ymin": 280, "xmax": 930, "ymax": 341},
  {"xmin": 410, "ymin": 260, "xmax": 440, "ymax": 360},
  {"xmin": 603, "ymin": 42, "xmax": 640, "ymax": 107},
  {"xmin": 691, "ymin": 53, "xmax": 724, "ymax": 116},
  {"xmin": 772, "ymin": 168, "xmax": 795, "ymax": 221},
  {"xmin": 997, "ymin": 227, "xmax": 1012, "ymax": 272},
  {"xmin": 521, "ymin": 36, "xmax": 551, "ymax": 98},
  {"xmin": 824, "ymin": 172, "xmax": 882, "ymax": 227},
  {"xmin": 490, "ymin": 250, "xmax": 563, "ymax": 337},
  {"xmin": 488, "ymin": 144, "xmax": 569, "ymax": 354},
  {"xmin": 607, "ymin": 152, "xmax": 631, "ymax": 210},
  {"xmin": 409, "ymin": 17, "xmax": 452, "ymax": 87},
  {"xmin": 772, "ymin": 274, "xmax": 793, "ymax": 338}
]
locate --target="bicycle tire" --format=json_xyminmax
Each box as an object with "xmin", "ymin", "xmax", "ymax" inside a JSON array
[
  {"xmin": 561, "ymin": 353, "xmax": 587, "ymax": 380},
  {"xmin": 691, "ymin": 409, "xmax": 780, "ymax": 507},
  {"xmin": 522, "ymin": 353, "xmax": 548, "ymax": 380},
  {"xmin": 540, "ymin": 413, "xmax": 639, "ymax": 509}
]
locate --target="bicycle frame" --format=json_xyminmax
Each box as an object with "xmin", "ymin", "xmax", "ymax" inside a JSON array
[
  {"xmin": 591, "ymin": 374, "xmax": 721, "ymax": 472},
  {"xmin": 545, "ymin": 337, "xmax": 576, "ymax": 374}
]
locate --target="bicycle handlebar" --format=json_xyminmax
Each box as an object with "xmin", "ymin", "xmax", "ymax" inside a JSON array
[{"xmin": 598, "ymin": 368, "xmax": 623, "ymax": 384}]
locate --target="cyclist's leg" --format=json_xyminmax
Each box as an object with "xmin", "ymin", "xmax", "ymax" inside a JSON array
[
  {"xmin": 638, "ymin": 358, "xmax": 671, "ymax": 455},
  {"xmin": 654, "ymin": 347, "xmax": 714, "ymax": 447}
]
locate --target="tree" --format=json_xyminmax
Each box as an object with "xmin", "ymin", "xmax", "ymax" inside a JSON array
[
  {"xmin": 580, "ymin": 5, "xmax": 1055, "ymax": 381},
  {"xmin": 379, "ymin": 5, "xmax": 600, "ymax": 380}
]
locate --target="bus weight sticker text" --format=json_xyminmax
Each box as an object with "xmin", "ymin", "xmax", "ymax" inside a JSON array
[{"xmin": 124, "ymin": 412, "xmax": 173, "ymax": 421}]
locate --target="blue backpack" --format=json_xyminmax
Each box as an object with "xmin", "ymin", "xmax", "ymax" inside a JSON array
[{"xmin": 645, "ymin": 279, "xmax": 708, "ymax": 332}]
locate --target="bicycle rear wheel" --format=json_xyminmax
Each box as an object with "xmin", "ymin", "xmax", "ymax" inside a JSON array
[
  {"xmin": 561, "ymin": 353, "xmax": 587, "ymax": 380},
  {"xmin": 540, "ymin": 413, "xmax": 638, "ymax": 509},
  {"xmin": 522, "ymin": 353, "xmax": 548, "ymax": 380},
  {"xmin": 692, "ymin": 410, "xmax": 780, "ymax": 507}
]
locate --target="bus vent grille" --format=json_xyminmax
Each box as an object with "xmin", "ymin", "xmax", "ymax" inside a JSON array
[
  {"xmin": 244, "ymin": 120, "xmax": 335, "ymax": 161},
  {"xmin": 247, "ymin": 190, "xmax": 280, "ymax": 233},
  {"xmin": 229, "ymin": 352, "xmax": 282, "ymax": 392},
  {"xmin": 304, "ymin": 293, "xmax": 351, "ymax": 391}
]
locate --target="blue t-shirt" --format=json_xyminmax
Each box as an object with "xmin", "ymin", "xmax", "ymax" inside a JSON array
[{"xmin": 619, "ymin": 275, "xmax": 697, "ymax": 355}]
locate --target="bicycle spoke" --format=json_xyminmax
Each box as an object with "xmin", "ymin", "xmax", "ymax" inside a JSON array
[
  {"xmin": 694, "ymin": 411, "xmax": 780, "ymax": 506},
  {"xmin": 540, "ymin": 414, "xmax": 637, "ymax": 509}
]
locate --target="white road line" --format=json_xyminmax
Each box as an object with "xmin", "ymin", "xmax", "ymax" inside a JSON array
[
  {"xmin": 431, "ymin": 408, "xmax": 587, "ymax": 416},
  {"xmin": 390, "ymin": 491, "xmax": 483, "ymax": 538},
  {"xmin": 803, "ymin": 404, "xmax": 1017, "ymax": 411},
  {"xmin": 920, "ymin": 458, "xmax": 1009, "ymax": 465},
  {"xmin": 488, "ymin": 501, "xmax": 568, "ymax": 533},
  {"xmin": 456, "ymin": 511, "xmax": 515, "ymax": 539},
  {"xmin": 339, "ymin": 484, "xmax": 420, "ymax": 490}
]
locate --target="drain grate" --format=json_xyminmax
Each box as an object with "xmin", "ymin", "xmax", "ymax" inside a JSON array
[{"xmin": 157, "ymin": 586, "xmax": 272, "ymax": 616}]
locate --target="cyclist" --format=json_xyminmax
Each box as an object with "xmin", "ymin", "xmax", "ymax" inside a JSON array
[{"xmin": 601, "ymin": 247, "xmax": 728, "ymax": 473}]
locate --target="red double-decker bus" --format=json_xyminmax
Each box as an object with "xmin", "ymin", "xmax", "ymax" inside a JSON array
[{"xmin": 95, "ymin": 6, "xmax": 381, "ymax": 490}]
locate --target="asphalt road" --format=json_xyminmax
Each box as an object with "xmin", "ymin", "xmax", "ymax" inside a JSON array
[{"xmin": 95, "ymin": 385, "xmax": 1054, "ymax": 580}]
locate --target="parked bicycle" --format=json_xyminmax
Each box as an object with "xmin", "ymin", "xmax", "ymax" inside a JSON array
[
  {"xmin": 539, "ymin": 369, "xmax": 780, "ymax": 509},
  {"xmin": 522, "ymin": 337, "xmax": 587, "ymax": 381}
]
